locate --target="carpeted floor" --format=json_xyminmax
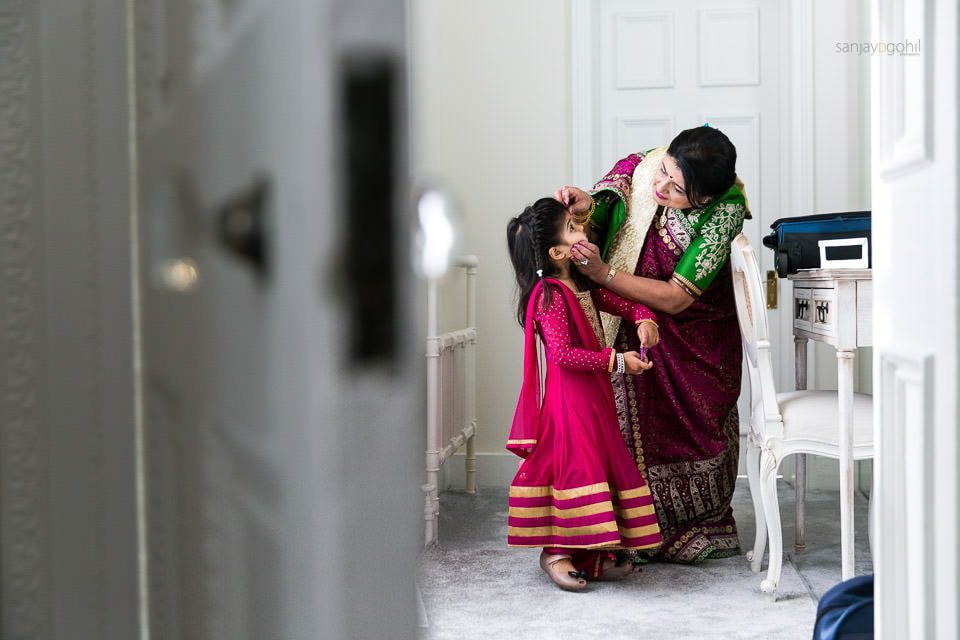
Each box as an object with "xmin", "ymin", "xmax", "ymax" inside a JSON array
[{"xmin": 418, "ymin": 477, "xmax": 872, "ymax": 640}]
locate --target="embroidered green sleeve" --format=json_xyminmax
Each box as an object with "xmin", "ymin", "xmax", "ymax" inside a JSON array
[
  {"xmin": 587, "ymin": 193, "xmax": 627, "ymax": 260},
  {"xmin": 672, "ymin": 201, "xmax": 747, "ymax": 297}
]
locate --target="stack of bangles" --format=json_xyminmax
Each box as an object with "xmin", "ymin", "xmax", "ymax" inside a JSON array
[{"xmin": 608, "ymin": 351, "xmax": 626, "ymax": 374}]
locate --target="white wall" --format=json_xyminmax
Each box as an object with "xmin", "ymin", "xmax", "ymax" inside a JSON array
[
  {"xmin": 411, "ymin": 0, "xmax": 572, "ymax": 461},
  {"xmin": 411, "ymin": 0, "xmax": 873, "ymax": 488},
  {"xmin": 791, "ymin": 0, "xmax": 874, "ymax": 491}
]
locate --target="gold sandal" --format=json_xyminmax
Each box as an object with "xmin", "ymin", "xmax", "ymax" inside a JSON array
[{"xmin": 539, "ymin": 551, "xmax": 587, "ymax": 592}]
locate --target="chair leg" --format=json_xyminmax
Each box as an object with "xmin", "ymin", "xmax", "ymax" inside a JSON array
[
  {"xmin": 867, "ymin": 469, "xmax": 875, "ymax": 557},
  {"xmin": 745, "ymin": 439, "xmax": 767, "ymax": 573},
  {"xmin": 795, "ymin": 454, "xmax": 806, "ymax": 551},
  {"xmin": 759, "ymin": 449, "xmax": 783, "ymax": 599}
]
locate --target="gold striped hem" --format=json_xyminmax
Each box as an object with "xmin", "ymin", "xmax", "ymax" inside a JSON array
[
  {"xmin": 671, "ymin": 272, "xmax": 702, "ymax": 298},
  {"xmin": 614, "ymin": 485, "xmax": 651, "ymax": 500},
  {"xmin": 507, "ymin": 439, "xmax": 537, "ymax": 446},
  {"xmin": 509, "ymin": 482, "xmax": 611, "ymax": 500},
  {"xmin": 508, "ymin": 542, "xmax": 660, "ymax": 550},
  {"xmin": 614, "ymin": 504, "xmax": 656, "ymax": 519},
  {"xmin": 510, "ymin": 501, "xmax": 614, "ymax": 519},
  {"xmin": 507, "ymin": 542, "xmax": 622, "ymax": 550},
  {"xmin": 507, "ymin": 521, "xmax": 619, "ymax": 537},
  {"xmin": 619, "ymin": 523, "xmax": 662, "ymax": 538}
]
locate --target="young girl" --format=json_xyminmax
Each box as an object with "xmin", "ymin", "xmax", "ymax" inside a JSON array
[{"xmin": 505, "ymin": 197, "xmax": 663, "ymax": 592}]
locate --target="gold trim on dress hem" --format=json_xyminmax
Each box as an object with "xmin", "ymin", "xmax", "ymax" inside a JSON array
[
  {"xmin": 510, "ymin": 502, "xmax": 615, "ymax": 519},
  {"xmin": 507, "ymin": 521, "xmax": 620, "ymax": 537},
  {"xmin": 614, "ymin": 504, "xmax": 657, "ymax": 519},
  {"xmin": 507, "ymin": 541, "xmax": 661, "ymax": 550},
  {"xmin": 618, "ymin": 523, "xmax": 662, "ymax": 538},
  {"xmin": 509, "ymin": 481, "xmax": 611, "ymax": 499},
  {"xmin": 615, "ymin": 485, "xmax": 651, "ymax": 500}
]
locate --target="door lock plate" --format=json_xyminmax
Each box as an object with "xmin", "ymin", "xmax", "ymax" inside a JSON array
[{"xmin": 766, "ymin": 270, "xmax": 778, "ymax": 309}]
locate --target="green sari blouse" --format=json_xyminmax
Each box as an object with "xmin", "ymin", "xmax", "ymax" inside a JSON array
[{"xmin": 589, "ymin": 179, "xmax": 749, "ymax": 298}]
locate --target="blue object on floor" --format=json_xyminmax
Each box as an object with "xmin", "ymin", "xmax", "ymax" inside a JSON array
[{"xmin": 812, "ymin": 574, "xmax": 874, "ymax": 640}]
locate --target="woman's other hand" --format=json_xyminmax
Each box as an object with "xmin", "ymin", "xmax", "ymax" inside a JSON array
[
  {"xmin": 570, "ymin": 241, "xmax": 607, "ymax": 283},
  {"xmin": 637, "ymin": 321, "xmax": 659, "ymax": 349},
  {"xmin": 623, "ymin": 351, "xmax": 653, "ymax": 375},
  {"xmin": 554, "ymin": 186, "xmax": 592, "ymax": 215}
]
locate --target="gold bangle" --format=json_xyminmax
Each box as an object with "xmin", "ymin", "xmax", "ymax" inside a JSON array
[
  {"xmin": 607, "ymin": 350, "xmax": 617, "ymax": 372},
  {"xmin": 635, "ymin": 319, "xmax": 659, "ymax": 328},
  {"xmin": 571, "ymin": 196, "xmax": 597, "ymax": 225},
  {"xmin": 603, "ymin": 266, "xmax": 617, "ymax": 285}
]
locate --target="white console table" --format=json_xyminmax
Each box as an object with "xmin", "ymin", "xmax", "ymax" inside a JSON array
[{"xmin": 788, "ymin": 268, "xmax": 872, "ymax": 580}]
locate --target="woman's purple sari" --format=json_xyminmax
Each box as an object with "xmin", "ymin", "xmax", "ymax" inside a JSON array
[{"xmin": 596, "ymin": 152, "xmax": 743, "ymax": 563}]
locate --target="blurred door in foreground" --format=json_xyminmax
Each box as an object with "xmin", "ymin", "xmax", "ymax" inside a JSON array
[
  {"xmin": 872, "ymin": 0, "xmax": 958, "ymax": 637},
  {"xmin": 137, "ymin": 0, "xmax": 419, "ymax": 638}
]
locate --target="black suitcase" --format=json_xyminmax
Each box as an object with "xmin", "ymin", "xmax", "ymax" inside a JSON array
[{"xmin": 762, "ymin": 211, "xmax": 871, "ymax": 277}]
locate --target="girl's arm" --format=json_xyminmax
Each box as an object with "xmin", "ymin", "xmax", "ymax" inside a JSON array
[
  {"xmin": 592, "ymin": 287, "xmax": 657, "ymax": 325},
  {"xmin": 535, "ymin": 290, "xmax": 615, "ymax": 372}
]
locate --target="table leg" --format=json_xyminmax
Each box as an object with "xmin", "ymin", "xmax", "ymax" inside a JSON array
[
  {"xmin": 794, "ymin": 337, "xmax": 808, "ymax": 551},
  {"xmin": 837, "ymin": 348, "xmax": 856, "ymax": 580}
]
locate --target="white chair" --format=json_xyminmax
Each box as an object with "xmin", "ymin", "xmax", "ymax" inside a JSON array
[{"xmin": 730, "ymin": 234, "xmax": 874, "ymax": 598}]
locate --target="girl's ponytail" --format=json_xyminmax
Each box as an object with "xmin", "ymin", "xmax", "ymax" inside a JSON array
[{"xmin": 507, "ymin": 198, "xmax": 566, "ymax": 327}]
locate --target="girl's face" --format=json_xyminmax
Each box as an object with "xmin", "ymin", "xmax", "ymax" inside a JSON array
[
  {"xmin": 652, "ymin": 154, "xmax": 693, "ymax": 210},
  {"xmin": 549, "ymin": 211, "xmax": 588, "ymax": 264}
]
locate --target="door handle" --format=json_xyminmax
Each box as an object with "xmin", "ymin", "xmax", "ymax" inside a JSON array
[
  {"xmin": 215, "ymin": 176, "xmax": 271, "ymax": 278},
  {"xmin": 766, "ymin": 270, "xmax": 778, "ymax": 309}
]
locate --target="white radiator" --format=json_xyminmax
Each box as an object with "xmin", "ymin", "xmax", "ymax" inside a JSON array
[{"xmin": 423, "ymin": 256, "xmax": 478, "ymax": 548}]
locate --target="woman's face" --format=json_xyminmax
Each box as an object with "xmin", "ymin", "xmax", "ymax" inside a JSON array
[{"xmin": 652, "ymin": 154, "xmax": 693, "ymax": 210}]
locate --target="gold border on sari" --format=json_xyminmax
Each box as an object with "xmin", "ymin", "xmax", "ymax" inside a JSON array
[{"xmin": 596, "ymin": 146, "xmax": 668, "ymax": 348}]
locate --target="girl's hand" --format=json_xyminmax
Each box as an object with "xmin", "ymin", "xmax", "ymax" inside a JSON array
[
  {"xmin": 637, "ymin": 321, "xmax": 659, "ymax": 349},
  {"xmin": 554, "ymin": 186, "xmax": 593, "ymax": 215},
  {"xmin": 570, "ymin": 241, "xmax": 607, "ymax": 283},
  {"xmin": 623, "ymin": 351, "xmax": 653, "ymax": 375}
]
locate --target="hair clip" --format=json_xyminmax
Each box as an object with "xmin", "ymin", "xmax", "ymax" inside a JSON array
[
  {"xmin": 703, "ymin": 122, "xmax": 711, "ymax": 128},
  {"xmin": 536, "ymin": 269, "xmax": 543, "ymax": 278}
]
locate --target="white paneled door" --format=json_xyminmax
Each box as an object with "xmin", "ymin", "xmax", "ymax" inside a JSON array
[
  {"xmin": 573, "ymin": 0, "xmax": 792, "ymax": 417},
  {"xmin": 872, "ymin": 0, "xmax": 958, "ymax": 637}
]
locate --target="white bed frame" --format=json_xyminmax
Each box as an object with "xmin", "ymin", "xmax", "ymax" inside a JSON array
[{"xmin": 423, "ymin": 256, "xmax": 479, "ymax": 548}]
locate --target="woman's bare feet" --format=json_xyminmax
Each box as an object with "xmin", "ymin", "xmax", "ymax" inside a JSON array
[{"xmin": 593, "ymin": 556, "xmax": 635, "ymax": 581}]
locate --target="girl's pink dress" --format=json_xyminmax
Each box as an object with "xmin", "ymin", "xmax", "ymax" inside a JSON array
[{"xmin": 507, "ymin": 279, "xmax": 662, "ymax": 558}]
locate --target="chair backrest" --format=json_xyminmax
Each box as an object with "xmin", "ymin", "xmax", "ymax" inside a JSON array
[
  {"xmin": 730, "ymin": 234, "xmax": 768, "ymax": 366},
  {"xmin": 730, "ymin": 234, "xmax": 782, "ymax": 428}
]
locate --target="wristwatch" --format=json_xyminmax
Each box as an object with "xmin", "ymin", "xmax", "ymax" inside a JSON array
[{"xmin": 604, "ymin": 266, "xmax": 617, "ymax": 285}]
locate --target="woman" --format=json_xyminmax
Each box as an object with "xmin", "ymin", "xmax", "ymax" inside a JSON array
[{"xmin": 556, "ymin": 126, "xmax": 750, "ymax": 563}]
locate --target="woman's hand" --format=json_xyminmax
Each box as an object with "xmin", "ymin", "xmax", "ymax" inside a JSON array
[
  {"xmin": 554, "ymin": 186, "xmax": 593, "ymax": 215},
  {"xmin": 570, "ymin": 241, "xmax": 608, "ymax": 283},
  {"xmin": 637, "ymin": 321, "xmax": 659, "ymax": 349},
  {"xmin": 623, "ymin": 351, "xmax": 653, "ymax": 375}
]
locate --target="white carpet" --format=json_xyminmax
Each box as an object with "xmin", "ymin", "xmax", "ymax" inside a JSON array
[{"xmin": 418, "ymin": 479, "xmax": 872, "ymax": 640}]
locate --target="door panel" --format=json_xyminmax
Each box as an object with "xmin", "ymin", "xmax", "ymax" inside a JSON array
[
  {"xmin": 590, "ymin": 0, "xmax": 784, "ymax": 423},
  {"xmin": 137, "ymin": 1, "xmax": 419, "ymax": 638}
]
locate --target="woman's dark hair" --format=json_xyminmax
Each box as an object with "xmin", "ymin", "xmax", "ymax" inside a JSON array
[
  {"xmin": 666, "ymin": 126, "xmax": 737, "ymax": 208},
  {"xmin": 507, "ymin": 197, "xmax": 592, "ymax": 327}
]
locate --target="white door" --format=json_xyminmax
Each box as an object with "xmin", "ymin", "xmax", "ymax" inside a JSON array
[
  {"xmin": 872, "ymin": 0, "xmax": 958, "ymax": 637},
  {"xmin": 573, "ymin": 0, "xmax": 788, "ymax": 420},
  {"xmin": 137, "ymin": 1, "xmax": 419, "ymax": 638}
]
